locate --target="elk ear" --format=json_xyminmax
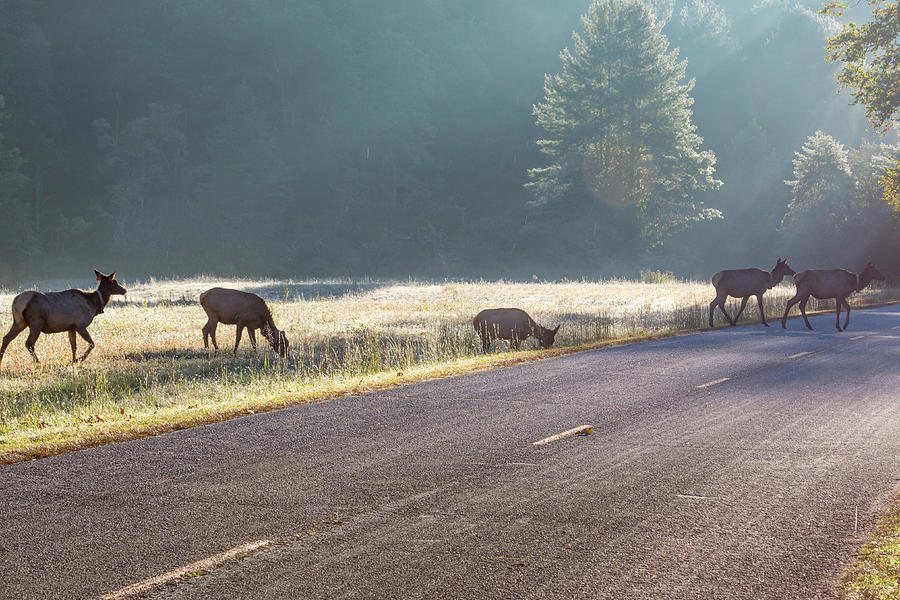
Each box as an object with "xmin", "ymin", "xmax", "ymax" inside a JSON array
[
  {"xmin": 110, "ymin": 271, "xmax": 116, "ymax": 280},
  {"xmin": 554, "ymin": 325, "xmax": 560, "ymax": 333},
  {"xmin": 94, "ymin": 269, "xmax": 104, "ymax": 281}
]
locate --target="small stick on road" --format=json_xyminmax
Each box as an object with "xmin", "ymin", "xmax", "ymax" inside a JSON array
[{"xmin": 532, "ymin": 425, "xmax": 593, "ymax": 447}]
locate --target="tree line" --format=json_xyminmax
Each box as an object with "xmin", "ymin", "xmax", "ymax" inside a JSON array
[{"xmin": 0, "ymin": 0, "xmax": 896, "ymax": 286}]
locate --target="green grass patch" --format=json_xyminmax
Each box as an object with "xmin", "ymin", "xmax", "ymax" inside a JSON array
[{"xmin": 834, "ymin": 494, "xmax": 900, "ymax": 600}]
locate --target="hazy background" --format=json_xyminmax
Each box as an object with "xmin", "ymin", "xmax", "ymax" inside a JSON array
[{"xmin": 0, "ymin": 0, "xmax": 895, "ymax": 286}]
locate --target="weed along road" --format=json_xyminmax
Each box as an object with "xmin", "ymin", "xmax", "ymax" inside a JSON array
[{"xmin": 2, "ymin": 306, "xmax": 900, "ymax": 599}]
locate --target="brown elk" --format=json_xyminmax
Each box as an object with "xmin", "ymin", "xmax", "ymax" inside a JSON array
[
  {"xmin": 781, "ymin": 262, "xmax": 885, "ymax": 331},
  {"xmin": 473, "ymin": 308, "xmax": 559, "ymax": 353},
  {"xmin": 0, "ymin": 270, "xmax": 127, "ymax": 366},
  {"xmin": 200, "ymin": 287, "xmax": 288, "ymax": 357},
  {"xmin": 709, "ymin": 258, "xmax": 796, "ymax": 328}
]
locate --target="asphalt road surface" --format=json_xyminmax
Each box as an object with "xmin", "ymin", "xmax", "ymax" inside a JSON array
[{"xmin": 2, "ymin": 305, "xmax": 900, "ymax": 599}]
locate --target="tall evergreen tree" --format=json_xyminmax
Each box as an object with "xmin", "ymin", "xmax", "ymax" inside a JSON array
[
  {"xmin": 527, "ymin": 0, "xmax": 720, "ymax": 255},
  {"xmin": 780, "ymin": 131, "xmax": 860, "ymax": 265}
]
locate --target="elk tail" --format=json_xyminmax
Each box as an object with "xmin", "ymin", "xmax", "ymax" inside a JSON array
[
  {"xmin": 711, "ymin": 272, "xmax": 723, "ymax": 287},
  {"xmin": 11, "ymin": 292, "xmax": 37, "ymax": 328}
]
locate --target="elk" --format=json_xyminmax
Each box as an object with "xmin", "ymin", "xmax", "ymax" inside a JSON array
[
  {"xmin": 0, "ymin": 270, "xmax": 127, "ymax": 366},
  {"xmin": 200, "ymin": 287, "xmax": 288, "ymax": 357},
  {"xmin": 473, "ymin": 308, "xmax": 559, "ymax": 353},
  {"xmin": 781, "ymin": 262, "xmax": 885, "ymax": 331},
  {"xmin": 709, "ymin": 258, "xmax": 796, "ymax": 328}
]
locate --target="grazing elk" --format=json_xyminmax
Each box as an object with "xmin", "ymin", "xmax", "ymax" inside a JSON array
[
  {"xmin": 200, "ymin": 287, "xmax": 288, "ymax": 357},
  {"xmin": 709, "ymin": 258, "xmax": 796, "ymax": 328},
  {"xmin": 473, "ymin": 308, "xmax": 559, "ymax": 353},
  {"xmin": 781, "ymin": 262, "xmax": 885, "ymax": 331},
  {"xmin": 0, "ymin": 270, "xmax": 127, "ymax": 366}
]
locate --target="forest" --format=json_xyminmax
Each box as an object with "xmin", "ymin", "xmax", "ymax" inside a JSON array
[{"xmin": 0, "ymin": 0, "xmax": 896, "ymax": 286}]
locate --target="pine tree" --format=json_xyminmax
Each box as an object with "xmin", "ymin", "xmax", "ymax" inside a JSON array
[
  {"xmin": 527, "ymin": 0, "xmax": 720, "ymax": 250},
  {"xmin": 780, "ymin": 131, "xmax": 859, "ymax": 263}
]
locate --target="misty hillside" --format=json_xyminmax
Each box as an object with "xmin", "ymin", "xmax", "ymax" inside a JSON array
[{"xmin": 0, "ymin": 0, "xmax": 894, "ymax": 285}]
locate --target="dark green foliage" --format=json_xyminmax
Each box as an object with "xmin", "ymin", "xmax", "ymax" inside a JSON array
[
  {"xmin": 781, "ymin": 132, "xmax": 900, "ymax": 268},
  {"xmin": 824, "ymin": 1, "xmax": 900, "ymax": 132},
  {"xmin": 0, "ymin": 0, "xmax": 891, "ymax": 284},
  {"xmin": 0, "ymin": 95, "xmax": 29, "ymax": 282}
]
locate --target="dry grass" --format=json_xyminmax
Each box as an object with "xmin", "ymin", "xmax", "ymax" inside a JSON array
[{"xmin": 0, "ymin": 275, "xmax": 897, "ymax": 464}]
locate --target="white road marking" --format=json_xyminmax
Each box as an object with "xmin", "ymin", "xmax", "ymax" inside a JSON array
[
  {"xmin": 850, "ymin": 335, "xmax": 866, "ymax": 341},
  {"xmin": 532, "ymin": 425, "xmax": 593, "ymax": 446},
  {"xmin": 695, "ymin": 377, "xmax": 730, "ymax": 389},
  {"xmin": 788, "ymin": 352, "xmax": 810, "ymax": 359},
  {"xmin": 677, "ymin": 493, "xmax": 718, "ymax": 501},
  {"xmin": 99, "ymin": 540, "xmax": 271, "ymax": 600}
]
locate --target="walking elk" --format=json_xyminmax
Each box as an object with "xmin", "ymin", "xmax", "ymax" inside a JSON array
[
  {"xmin": 709, "ymin": 258, "xmax": 795, "ymax": 327},
  {"xmin": 781, "ymin": 262, "xmax": 885, "ymax": 331},
  {"xmin": 0, "ymin": 270, "xmax": 127, "ymax": 366}
]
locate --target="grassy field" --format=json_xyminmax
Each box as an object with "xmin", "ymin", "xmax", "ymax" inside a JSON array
[{"xmin": 1, "ymin": 274, "xmax": 897, "ymax": 464}]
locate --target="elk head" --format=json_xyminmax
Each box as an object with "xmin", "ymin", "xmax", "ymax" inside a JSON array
[
  {"xmin": 95, "ymin": 269, "xmax": 127, "ymax": 296},
  {"xmin": 538, "ymin": 324, "xmax": 561, "ymax": 349},
  {"xmin": 770, "ymin": 258, "xmax": 795, "ymax": 286}
]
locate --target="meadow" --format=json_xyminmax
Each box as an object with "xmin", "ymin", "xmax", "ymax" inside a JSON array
[{"xmin": 0, "ymin": 274, "xmax": 897, "ymax": 462}]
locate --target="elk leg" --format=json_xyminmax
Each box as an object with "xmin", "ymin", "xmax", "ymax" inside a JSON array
[
  {"xmin": 480, "ymin": 331, "xmax": 491, "ymax": 353},
  {"xmin": 756, "ymin": 294, "xmax": 768, "ymax": 326},
  {"xmin": 709, "ymin": 293, "xmax": 730, "ymax": 327},
  {"xmin": 68, "ymin": 331, "xmax": 78, "ymax": 362},
  {"xmin": 24, "ymin": 326, "xmax": 42, "ymax": 364},
  {"xmin": 842, "ymin": 297, "xmax": 852, "ymax": 330},
  {"xmin": 782, "ymin": 294, "xmax": 801, "ymax": 328},
  {"xmin": 732, "ymin": 296, "xmax": 750, "ymax": 325},
  {"xmin": 233, "ymin": 324, "xmax": 244, "ymax": 355},
  {"xmin": 248, "ymin": 328, "xmax": 258, "ymax": 351},
  {"xmin": 0, "ymin": 321, "xmax": 26, "ymax": 366},
  {"xmin": 799, "ymin": 298, "xmax": 813, "ymax": 330},
  {"xmin": 718, "ymin": 298, "xmax": 734, "ymax": 326},
  {"xmin": 202, "ymin": 318, "xmax": 219, "ymax": 350},
  {"xmin": 75, "ymin": 327, "xmax": 95, "ymax": 362}
]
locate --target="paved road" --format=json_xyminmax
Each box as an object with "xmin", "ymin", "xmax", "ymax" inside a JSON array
[{"xmin": 2, "ymin": 306, "xmax": 900, "ymax": 599}]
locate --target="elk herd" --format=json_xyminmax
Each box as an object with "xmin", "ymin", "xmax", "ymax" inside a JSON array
[{"xmin": 0, "ymin": 259, "xmax": 888, "ymax": 368}]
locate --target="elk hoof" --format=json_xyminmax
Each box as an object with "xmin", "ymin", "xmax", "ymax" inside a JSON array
[{"xmin": 762, "ymin": 322, "xmax": 769, "ymax": 327}]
